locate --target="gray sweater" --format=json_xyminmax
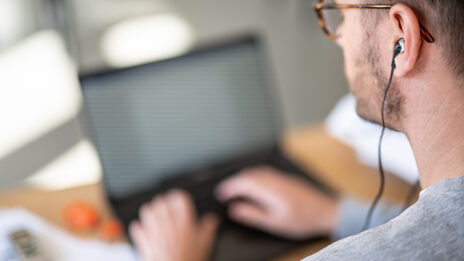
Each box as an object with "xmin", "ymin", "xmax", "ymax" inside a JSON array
[{"xmin": 303, "ymin": 176, "xmax": 464, "ymax": 261}]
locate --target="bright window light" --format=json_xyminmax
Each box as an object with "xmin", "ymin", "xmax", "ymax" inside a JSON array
[
  {"xmin": 100, "ymin": 13, "xmax": 194, "ymax": 68},
  {"xmin": 25, "ymin": 139, "xmax": 102, "ymax": 190},
  {"xmin": 0, "ymin": 31, "xmax": 81, "ymax": 159}
]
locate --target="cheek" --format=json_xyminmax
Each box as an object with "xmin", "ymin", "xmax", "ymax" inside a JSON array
[
  {"xmin": 341, "ymin": 43, "xmax": 362, "ymax": 85},
  {"xmin": 338, "ymin": 14, "xmax": 364, "ymax": 78}
]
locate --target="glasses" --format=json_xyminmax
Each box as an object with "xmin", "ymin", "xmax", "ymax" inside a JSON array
[{"xmin": 313, "ymin": 0, "xmax": 435, "ymax": 43}]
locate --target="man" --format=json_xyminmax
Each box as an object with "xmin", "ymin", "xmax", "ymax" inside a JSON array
[{"xmin": 128, "ymin": 0, "xmax": 464, "ymax": 260}]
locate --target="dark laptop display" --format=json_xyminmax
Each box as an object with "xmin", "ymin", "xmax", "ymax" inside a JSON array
[{"xmin": 80, "ymin": 37, "xmax": 332, "ymax": 261}]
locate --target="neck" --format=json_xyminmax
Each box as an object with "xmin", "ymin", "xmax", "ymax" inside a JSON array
[{"xmin": 403, "ymin": 77, "xmax": 464, "ymax": 188}]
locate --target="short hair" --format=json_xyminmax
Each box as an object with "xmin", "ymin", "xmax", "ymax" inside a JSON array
[{"xmin": 368, "ymin": 0, "xmax": 464, "ymax": 78}]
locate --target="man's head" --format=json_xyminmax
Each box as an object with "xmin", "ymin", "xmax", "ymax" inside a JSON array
[{"xmin": 317, "ymin": 0, "xmax": 464, "ymax": 131}]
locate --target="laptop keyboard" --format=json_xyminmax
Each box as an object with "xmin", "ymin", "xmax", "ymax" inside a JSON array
[{"xmin": 109, "ymin": 145, "xmax": 334, "ymax": 226}]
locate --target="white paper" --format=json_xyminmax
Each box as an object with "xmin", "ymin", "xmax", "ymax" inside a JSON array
[{"xmin": 0, "ymin": 208, "xmax": 137, "ymax": 261}]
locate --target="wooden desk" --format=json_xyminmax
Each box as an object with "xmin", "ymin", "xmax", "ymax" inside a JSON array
[{"xmin": 0, "ymin": 125, "xmax": 413, "ymax": 260}]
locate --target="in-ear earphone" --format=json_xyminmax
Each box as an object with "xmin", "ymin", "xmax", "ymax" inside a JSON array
[
  {"xmin": 363, "ymin": 38, "xmax": 404, "ymax": 231},
  {"xmin": 392, "ymin": 38, "xmax": 405, "ymax": 67},
  {"xmin": 395, "ymin": 38, "xmax": 405, "ymax": 55}
]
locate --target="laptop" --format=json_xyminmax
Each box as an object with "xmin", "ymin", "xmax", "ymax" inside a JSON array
[{"xmin": 79, "ymin": 36, "xmax": 333, "ymax": 261}]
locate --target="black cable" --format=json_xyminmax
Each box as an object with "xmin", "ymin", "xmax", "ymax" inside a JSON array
[{"xmin": 362, "ymin": 56, "xmax": 397, "ymax": 231}]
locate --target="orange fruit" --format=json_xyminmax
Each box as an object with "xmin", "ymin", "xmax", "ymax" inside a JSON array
[
  {"xmin": 63, "ymin": 201, "xmax": 100, "ymax": 231},
  {"xmin": 99, "ymin": 219, "xmax": 123, "ymax": 241}
]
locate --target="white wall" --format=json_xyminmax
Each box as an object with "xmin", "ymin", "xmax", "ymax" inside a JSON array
[{"xmin": 68, "ymin": 0, "xmax": 349, "ymax": 127}]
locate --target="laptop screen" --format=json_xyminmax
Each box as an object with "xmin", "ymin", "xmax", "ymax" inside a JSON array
[{"xmin": 80, "ymin": 37, "xmax": 281, "ymax": 198}]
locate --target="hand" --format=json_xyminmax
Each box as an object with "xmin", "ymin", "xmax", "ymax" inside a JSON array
[
  {"xmin": 216, "ymin": 166, "xmax": 339, "ymax": 239},
  {"xmin": 129, "ymin": 190, "xmax": 219, "ymax": 261}
]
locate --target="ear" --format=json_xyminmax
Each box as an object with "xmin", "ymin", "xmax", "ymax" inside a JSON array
[{"xmin": 389, "ymin": 4, "xmax": 422, "ymax": 77}]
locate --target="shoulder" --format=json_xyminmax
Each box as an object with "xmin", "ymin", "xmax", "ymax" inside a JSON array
[{"xmin": 303, "ymin": 182, "xmax": 464, "ymax": 261}]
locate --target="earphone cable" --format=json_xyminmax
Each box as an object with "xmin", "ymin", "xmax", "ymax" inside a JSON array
[{"xmin": 362, "ymin": 57, "xmax": 397, "ymax": 231}]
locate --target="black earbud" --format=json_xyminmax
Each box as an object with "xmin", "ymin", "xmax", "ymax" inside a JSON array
[
  {"xmin": 394, "ymin": 38, "xmax": 405, "ymax": 57},
  {"xmin": 392, "ymin": 38, "xmax": 405, "ymax": 67}
]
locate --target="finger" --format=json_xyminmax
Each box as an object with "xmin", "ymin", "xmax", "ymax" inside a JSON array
[
  {"xmin": 228, "ymin": 201, "xmax": 273, "ymax": 231},
  {"xmin": 129, "ymin": 221, "xmax": 156, "ymax": 261},
  {"xmin": 215, "ymin": 170, "xmax": 278, "ymax": 208},
  {"xmin": 150, "ymin": 195, "xmax": 172, "ymax": 236},
  {"xmin": 199, "ymin": 213, "xmax": 219, "ymax": 243},
  {"xmin": 139, "ymin": 203, "xmax": 158, "ymax": 232},
  {"xmin": 168, "ymin": 189, "xmax": 197, "ymax": 225},
  {"xmin": 198, "ymin": 213, "xmax": 220, "ymax": 257}
]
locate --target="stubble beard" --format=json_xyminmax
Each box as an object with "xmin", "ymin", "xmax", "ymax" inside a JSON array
[{"xmin": 350, "ymin": 28, "xmax": 404, "ymax": 131}]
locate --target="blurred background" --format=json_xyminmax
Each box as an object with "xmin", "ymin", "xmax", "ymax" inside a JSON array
[{"xmin": 0, "ymin": 0, "xmax": 348, "ymax": 192}]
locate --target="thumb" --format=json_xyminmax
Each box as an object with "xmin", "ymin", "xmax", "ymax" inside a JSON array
[{"xmin": 198, "ymin": 213, "xmax": 220, "ymax": 252}]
